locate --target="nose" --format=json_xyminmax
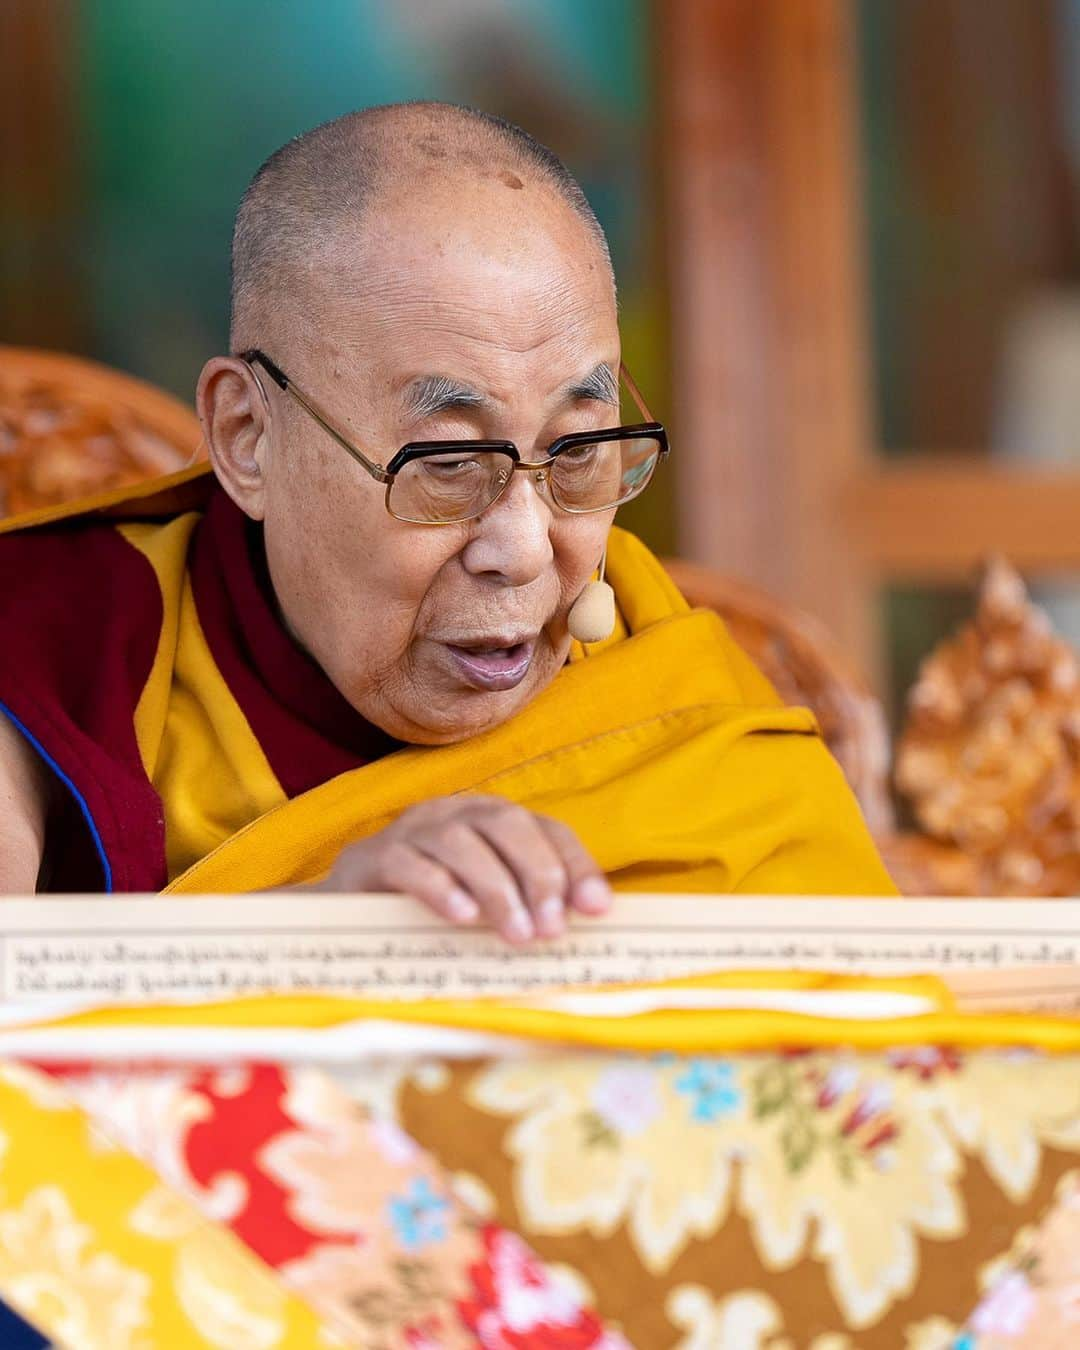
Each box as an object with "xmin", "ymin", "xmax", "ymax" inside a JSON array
[{"xmin": 459, "ymin": 463, "xmax": 554, "ymax": 586}]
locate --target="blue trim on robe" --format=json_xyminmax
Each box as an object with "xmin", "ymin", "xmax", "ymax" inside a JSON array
[{"xmin": 0, "ymin": 701, "xmax": 113, "ymax": 893}]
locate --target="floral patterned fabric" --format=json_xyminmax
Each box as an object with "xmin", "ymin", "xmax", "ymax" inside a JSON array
[
  {"xmin": 951, "ymin": 1170, "xmax": 1080, "ymax": 1349},
  {"xmin": 42, "ymin": 1061, "xmax": 626, "ymax": 1350},
  {"xmin": 2, "ymin": 1049, "xmax": 1080, "ymax": 1347},
  {"xmin": 389, "ymin": 1048, "xmax": 1080, "ymax": 1347}
]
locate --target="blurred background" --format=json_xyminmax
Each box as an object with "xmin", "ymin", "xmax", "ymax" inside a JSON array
[{"xmin": 7, "ymin": 0, "xmax": 1080, "ymax": 727}]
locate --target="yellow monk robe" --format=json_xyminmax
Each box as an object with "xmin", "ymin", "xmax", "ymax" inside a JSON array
[{"xmin": 0, "ymin": 465, "xmax": 895, "ymax": 896}]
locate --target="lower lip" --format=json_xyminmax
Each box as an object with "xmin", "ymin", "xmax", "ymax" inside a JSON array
[{"xmin": 442, "ymin": 640, "xmax": 536, "ymax": 692}]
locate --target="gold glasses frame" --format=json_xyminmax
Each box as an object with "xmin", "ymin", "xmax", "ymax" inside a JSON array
[{"xmin": 241, "ymin": 348, "xmax": 669, "ymax": 526}]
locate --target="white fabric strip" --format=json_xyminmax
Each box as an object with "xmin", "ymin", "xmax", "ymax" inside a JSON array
[
  {"xmin": 0, "ymin": 1020, "xmax": 535, "ymax": 1063},
  {"xmin": 0, "ymin": 989, "xmax": 936, "ymax": 1063},
  {"xmin": 520, "ymin": 988, "xmax": 934, "ymax": 1019}
]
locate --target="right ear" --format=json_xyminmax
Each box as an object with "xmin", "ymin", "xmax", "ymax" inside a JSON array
[{"xmin": 196, "ymin": 356, "xmax": 272, "ymax": 521}]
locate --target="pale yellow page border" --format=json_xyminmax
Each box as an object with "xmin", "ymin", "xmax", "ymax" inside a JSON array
[{"xmin": 1, "ymin": 894, "xmax": 1079, "ymax": 1011}]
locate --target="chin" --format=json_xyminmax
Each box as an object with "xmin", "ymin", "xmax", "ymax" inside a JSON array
[
  {"xmin": 371, "ymin": 640, "xmax": 566, "ymax": 746},
  {"xmin": 406, "ymin": 699, "xmax": 527, "ymax": 746},
  {"xmin": 398, "ymin": 676, "xmax": 551, "ymax": 746}
]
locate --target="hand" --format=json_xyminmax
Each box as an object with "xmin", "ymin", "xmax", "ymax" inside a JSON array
[{"xmin": 315, "ymin": 794, "xmax": 612, "ymax": 942}]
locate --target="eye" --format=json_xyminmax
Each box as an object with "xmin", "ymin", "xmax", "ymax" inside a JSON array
[
  {"xmin": 559, "ymin": 441, "xmax": 601, "ymax": 464},
  {"xmin": 420, "ymin": 455, "xmax": 484, "ymax": 478}
]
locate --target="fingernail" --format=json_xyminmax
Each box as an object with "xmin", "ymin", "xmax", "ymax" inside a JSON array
[
  {"xmin": 573, "ymin": 877, "xmax": 611, "ymax": 914},
  {"xmin": 504, "ymin": 909, "xmax": 534, "ymax": 943},
  {"xmin": 536, "ymin": 896, "xmax": 565, "ymax": 939},
  {"xmin": 447, "ymin": 889, "xmax": 480, "ymax": 923}
]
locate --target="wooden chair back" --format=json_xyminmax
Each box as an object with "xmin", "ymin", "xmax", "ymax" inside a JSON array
[
  {"xmin": 0, "ymin": 346, "xmax": 203, "ymax": 517},
  {"xmin": 663, "ymin": 558, "xmax": 896, "ymax": 833}
]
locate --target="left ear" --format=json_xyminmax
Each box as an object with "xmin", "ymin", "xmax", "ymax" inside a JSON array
[{"xmin": 197, "ymin": 355, "xmax": 272, "ymax": 521}]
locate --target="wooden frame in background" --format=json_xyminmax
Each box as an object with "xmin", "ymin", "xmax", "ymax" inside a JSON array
[{"xmin": 659, "ymin": 0, "xmax": 1080, "ymax": 688}]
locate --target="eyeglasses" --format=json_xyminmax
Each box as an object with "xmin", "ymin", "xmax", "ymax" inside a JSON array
[{"xmin": 241, "ymin": 348, "xmax": 669, "ymax": 525}]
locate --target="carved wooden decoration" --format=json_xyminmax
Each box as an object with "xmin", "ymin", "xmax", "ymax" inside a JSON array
[
  {"xmin": 0, "ymin": 347, "xmax": 202, "ymax": 518},
  {"xmin": 893, "ymin": 559, "xmax": 1080, "ymax": 896}
]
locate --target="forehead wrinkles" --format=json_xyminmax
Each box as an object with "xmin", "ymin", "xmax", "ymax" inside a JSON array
[
  {"xmin": 284, "ymin": 214, "xmax": 615, "ymax": 393},
  {"xmin": 354, "ymin": 233, "xmax": 609, "ymax": 304},
  {"xmin": 326, "ymin": 193, "xmax": 612, "ymax": 316},
  {"xmin": 372, "ymin": 292, "xmax": 608, "ymax": 354},
  {"xmin": 324, "ymin": 255, "xmax": 615, "ymax": 361}
]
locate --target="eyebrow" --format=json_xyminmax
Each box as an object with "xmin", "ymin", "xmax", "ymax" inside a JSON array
[
  {"xmin": 402, "ymin": 375, "xmax": 490, "ymax": 421},
  {"xmin": 565, "ymin": 363, "xmax": 619, "ymax": 407},
  {"xmin": 401, "ymin": 362, "xmax": 620, "ymax": 423}
]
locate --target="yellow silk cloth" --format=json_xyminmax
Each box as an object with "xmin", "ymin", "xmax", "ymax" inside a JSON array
[
  {"xmin": 3, "ymin": 465, "xmax": 895, "ymax": 894},
  {"xmin": 8, "ymin": 969, "xmax": 1080, "ymax": 1055},
  {"xmin": 0, "ymin": 1064, "xmax": 339, "ymax": 1348}
]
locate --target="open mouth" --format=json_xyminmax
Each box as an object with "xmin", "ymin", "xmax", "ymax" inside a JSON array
[{"xmin": 442, "ymin": 638, "xmax": 536, "ymax": 692}]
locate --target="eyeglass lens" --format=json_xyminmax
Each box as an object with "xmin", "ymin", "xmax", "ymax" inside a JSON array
[{"xmin": 387, "ymin": 435, "xmax": 664, "ymax": 524}]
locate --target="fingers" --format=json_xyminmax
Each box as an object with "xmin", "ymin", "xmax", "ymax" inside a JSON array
[
  {"xmin": 469, "ymin": 802, "xmax": 570, "ymax": 940},
  {"xmin": 414, "ymin": 818, "xmax": 536, "ymax": 944},
  {"xmin": 328, "ymin": 839, "xmax": 480, "ymax": 924},
  {"xmin": 329, "ymin": 795, "xmax": 611, "ymax": 944},
  {"xmin": 379, "ymin": 842, "xmax": 481, "ymax": 924},
  {"xmin": 537, "ymin": 815, "xmax": 612, "ymax": 916}
]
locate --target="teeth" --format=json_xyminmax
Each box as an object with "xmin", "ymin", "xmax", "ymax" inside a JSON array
[{"xmin": 460, "ymin": 644, "xmax": 516, "ymax": 657}]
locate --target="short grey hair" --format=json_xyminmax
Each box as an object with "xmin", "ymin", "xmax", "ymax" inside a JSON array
[{"xmin": 229, "ymin": 100, "xmax": 614, "ymax": 351}]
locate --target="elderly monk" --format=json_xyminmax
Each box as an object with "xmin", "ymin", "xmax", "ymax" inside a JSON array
[{"xmin": 0, "ymin": 102, "xmax": 895, "ymax": 937}]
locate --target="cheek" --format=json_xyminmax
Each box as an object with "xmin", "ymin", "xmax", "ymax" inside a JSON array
[
  {"xmin": 361, "ymin": 542, "xmax": 463, "ymax": 660},
  {"xmin": 553, "ymin": 514, "xmax": 615, "ymax": 597},
  {"xmin": 264, "ymin": 471, "xmax": 463, "ymax": 673}
]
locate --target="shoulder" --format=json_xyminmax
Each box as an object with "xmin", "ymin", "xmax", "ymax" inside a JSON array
[
  {"xmin": 0, "ymin": 511, "xmax": 199, "ymax": 893},
  {"xmin": 0, "ymin": 510, "xmax": 203, "ymax": 742},
  {"xmin": 605, "ymin": 525, "xmax": 689, "ymax": 629},
  {"xmin": 604, "ymin": 525, "xmax": 786, "ymax": 713},
  {"xmin": 0, "ymin": 464, "xmax": 215, "ymax": 631},
  {"xmin": 0, "ymin": 515, "xmax": 173, "ymax": 645}
]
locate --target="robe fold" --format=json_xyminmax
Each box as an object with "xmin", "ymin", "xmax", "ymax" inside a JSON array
[{"xmin": 0, "ymin": 466, "xmax": 895, "ymax": 896}]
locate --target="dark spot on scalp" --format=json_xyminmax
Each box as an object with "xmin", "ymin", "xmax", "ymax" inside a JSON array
[{"xmin": 499, "ymin": 170, "xmax": 524, "ymax": 190}]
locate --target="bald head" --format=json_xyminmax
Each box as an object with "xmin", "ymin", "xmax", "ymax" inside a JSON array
[{"xmin": 229, "ymin": 101, "xmax": 613, "ymax": 353}]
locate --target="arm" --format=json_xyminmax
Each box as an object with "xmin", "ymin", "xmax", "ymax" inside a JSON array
[{"xmin": 0, "ymin": 714, "xmax": 49, "ymax": 894}]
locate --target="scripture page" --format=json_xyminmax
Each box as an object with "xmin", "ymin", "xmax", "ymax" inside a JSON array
[{"xmin": 1, "ymin": 894, "xmax": 1078, "ymax": 1011}]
